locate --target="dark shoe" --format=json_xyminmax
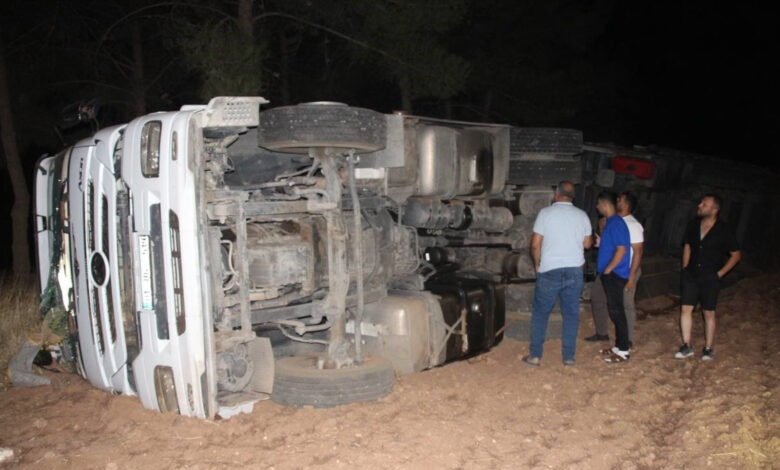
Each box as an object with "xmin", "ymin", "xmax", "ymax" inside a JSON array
[
  {"xmin": 522, "ymin": 355, "xmax": 541, "ymax": 367},
  {"xmin": 585, "ymin": 333, "xmax": 610, "ymax": 342},
  {"xmin": 701, "ymin": 347, "xmax": 714, "ymax": 361},
  {"xmin": 674, "ymin": 343, "xmax": 694, "ymax": 359}
]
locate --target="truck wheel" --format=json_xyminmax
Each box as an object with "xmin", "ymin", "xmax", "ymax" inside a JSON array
[
  {"xmin": 271, "ymin": 355, "xmax": 394, "ymax": 408},
  {"xmin": 258, "ymin": 102, "xmax": 386, "ymax": 153},
  {"xmin": 510, "ymin": 127, "xmax": 583, "ymax": 155}
]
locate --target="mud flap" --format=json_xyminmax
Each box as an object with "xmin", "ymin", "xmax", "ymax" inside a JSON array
[
  {"xmin": 215, "ymin": 337, "xmax": 275, "ymax": 419},
  {"xmin": 248, "ymin": 336, "xmax": 275, "ymax": 394}
]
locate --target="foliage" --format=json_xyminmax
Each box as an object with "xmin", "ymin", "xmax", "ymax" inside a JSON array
[
  {"xmin": 344, "ymin": 0, "xmax": 471, "ymax": 104},
  {"xmin": 0, "ymin": 276, "xmax": 41, "ymax": 388},
  {"xmin": 172, "ymin": 19, "xmax": 268, "ymax": 101},
  {"xmin": 455, "ymin": 0, "xmax": 619, "ymax": 125}
]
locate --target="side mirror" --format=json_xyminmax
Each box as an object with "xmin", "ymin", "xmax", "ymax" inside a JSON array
[{"xmin": 56, "ymin": 99, "xmax": 100, "ymax": 130}]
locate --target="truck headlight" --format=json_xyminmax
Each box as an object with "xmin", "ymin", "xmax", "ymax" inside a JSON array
[
  {"xmin": 153, "ymin": 365, "xmax": 179, "ymax": 413},
  {"xmin": 140, "ymin": 121, "xmax": 162, "ymax": 177}
]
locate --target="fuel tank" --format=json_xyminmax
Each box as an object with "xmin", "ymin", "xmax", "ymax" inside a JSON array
[{"xmin": 386, "ymin": 117, "xmax": 510, "ymax": 199}]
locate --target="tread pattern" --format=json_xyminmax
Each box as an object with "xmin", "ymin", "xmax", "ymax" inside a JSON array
[
  {"xmin": 258, "ymin": 103, "xmax": 386, "ymax": 153},
  {"xmin": 271, "ymin": 355, "xmax": 394, "ymax": 408},
  {"xmin": 510, "ymin": 127, "xmax": 583, "ymax": 155}
]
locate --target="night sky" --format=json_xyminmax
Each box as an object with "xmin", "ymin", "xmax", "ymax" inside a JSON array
[{"xmin": 0, "ymin": 0, "xmax": 777, "ymax": 270}]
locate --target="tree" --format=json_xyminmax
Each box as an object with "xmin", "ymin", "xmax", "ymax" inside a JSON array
[
  {"xmin": 0, "ymin": 35, "xmax": 31, "ymax": 274},
  {"xmin": 96, "ymin": 0, "xmax": 181, "ymax": 117},
  {"xmin": 454, "ymin": 0, "xmax": 618, "ymax": 126},
  {"xmin": 342, "ymin": 0, "xmax": 470, "ymax": 113},
  {"xmin": 172, "ymin": 0, "xmax": 267, "ymax": 100}
]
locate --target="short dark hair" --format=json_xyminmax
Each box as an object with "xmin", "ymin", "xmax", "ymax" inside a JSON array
[
  {"xmin": 703, "ymin": 193, "xmax": 722, "ymax": 210},
  {"xmin": 597, "ymin": 191, "xmax": 617, "ymax": 207},
  {"xmin": 620, "ymin": 192, "xmax": 638, "ymax": 213}
]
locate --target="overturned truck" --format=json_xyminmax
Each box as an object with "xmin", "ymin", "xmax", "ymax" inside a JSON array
[{"xmin": 34, "ymin": 97, "xmax": 582, "ymax": 418}]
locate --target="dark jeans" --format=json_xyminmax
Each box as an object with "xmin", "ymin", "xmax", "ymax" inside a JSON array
[
  {"xmin": 601, "ymin": 272, "xmax": 629, "ymax": 351},
  {"xmin": 591, "ymin": 268, "xmax": 641, "ymax": 342},
  {"xmin": 530, "ymin": 266, "xmax": 584, "ymax": 362}
]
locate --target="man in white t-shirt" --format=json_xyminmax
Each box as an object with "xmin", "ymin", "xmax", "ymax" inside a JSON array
[
  {"xmin": 522, "ymin": 181, "xmax": 593, "ymax": 367},
  {"xmin": 586, "ymin": 192, "xmax": 644, "ymax": 347}
]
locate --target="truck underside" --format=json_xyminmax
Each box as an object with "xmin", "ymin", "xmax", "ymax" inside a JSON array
[{"xmin": 196, "ymin": 102, "xmax": 523, "ymax": 413}]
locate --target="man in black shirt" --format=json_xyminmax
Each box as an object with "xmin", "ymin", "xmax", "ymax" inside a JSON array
[{"xmin": 675, "ymin": 194, "xmax": 741, "ymax": 361}]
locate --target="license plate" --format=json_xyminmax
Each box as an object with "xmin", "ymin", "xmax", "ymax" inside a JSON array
[{"xmin": 138, "ymin": 235, "xmax": 153, "ymax": 310}]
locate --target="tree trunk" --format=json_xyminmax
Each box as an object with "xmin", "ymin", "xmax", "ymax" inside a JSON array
[
  {"xmin": 131, "ymin": 21, "xmax": 146, "ymax": 116},
  {"xmin": 481, "ymin": 89, "xmax": 493, "ymax": 122},
  {"xmin": 399, "ymin": 74, "xmax": 413, "ymax": 113},
  {"xmin": 443, "ymin": 98, "xmax": 453, "ymax": 119},
  {"xmin": 0, "ymin": 37, "xmax": 31, "ymax": 274},
  {"xmin": 237, "ymin": 0, "xmax": 253, "ymax": 38},
  {"xmin": 279, "ymin": 29, "xmax": 290, "ymax": 105}
]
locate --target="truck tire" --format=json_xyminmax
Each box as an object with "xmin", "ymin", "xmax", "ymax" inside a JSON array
[
  {"xmin": 258, "ymin": 102, "xmax": 386, "ymax": 153},
  {"xmin": 510, "ymin": 127, "xmax": 583, "ymax": 155},
  {"xmin": 271, "ymin": 355, "xmax": 394, "ymax": 408}
]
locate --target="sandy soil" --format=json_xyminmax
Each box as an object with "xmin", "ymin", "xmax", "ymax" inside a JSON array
[{"xmin": 1, "ymin": 275, "xmax": 778, "ymax": 470}]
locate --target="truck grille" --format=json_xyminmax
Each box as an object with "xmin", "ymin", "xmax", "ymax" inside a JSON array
[{"xmin": 150, "ymin": 204, "xmax": 169, "ymax": 339}]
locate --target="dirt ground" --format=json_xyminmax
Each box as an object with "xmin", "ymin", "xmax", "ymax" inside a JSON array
[{"xmin": 1, "ymin": 275, "xmax": 778, "ymax": 470}]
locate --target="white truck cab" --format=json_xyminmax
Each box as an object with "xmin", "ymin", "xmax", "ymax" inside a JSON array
[{"xmin": 37, "ymin": 108, "xmax": 213, "ymax": 416}]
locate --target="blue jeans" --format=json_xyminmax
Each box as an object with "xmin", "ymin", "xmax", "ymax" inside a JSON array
[{"xmin": 529, "ymin": 266, "xmax": 584, "ymax": 362}]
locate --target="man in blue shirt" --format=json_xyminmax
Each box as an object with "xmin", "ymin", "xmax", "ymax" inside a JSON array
[
  {"xmin": 595, "ymin": 191, "xmax": 632, "ymax": 363},
  {"xmin": 522, "ymin": 181, "xmax": 593, "ymax": 367}
]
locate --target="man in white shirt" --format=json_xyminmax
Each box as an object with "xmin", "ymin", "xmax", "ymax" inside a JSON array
[
  {"xmin": 522, "ymin": 181, "xmax": 593, "ymax": 367},
  {"xmin": 586, "ymin": 191, "xmax": 644, "ymax": 347}
]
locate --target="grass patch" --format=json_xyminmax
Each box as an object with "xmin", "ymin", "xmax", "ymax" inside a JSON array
[{"xmin": 0, "ymin": 275, "xmax": 41, "ymax": 389}]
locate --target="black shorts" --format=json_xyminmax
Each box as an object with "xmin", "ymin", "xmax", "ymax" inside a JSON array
[{"xmin": 681, "ymin": 270, "xmax": 720, "ymax": 311}]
